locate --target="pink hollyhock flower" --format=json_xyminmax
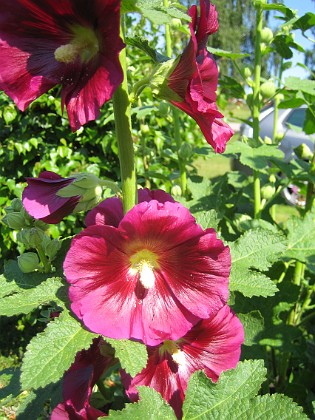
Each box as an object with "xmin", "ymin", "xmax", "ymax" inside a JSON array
[
  {"xmin": 0, "ymin": 0, "xmax": 124, "ymax": 131},
  {"xmin": 64, "ymin": 198, "xmax": 231, "ymax": 346},
  {"xmin": 122, "ymin": 305, "xmax": 244, "ymax": 419},
  {"xmin": 22, "ymin": 171, "xmax": 103, "ymax": 224},
  {"xmin": 85, "ymin": 188, "xmax": 175, "ymax": 227},
  {"xmin": 51, "ymin": 337, "xmax": 114, "ymax": 420},
  {"xmin": 153, "ymin": 0, "xmax": 233, "ymax": 152}
]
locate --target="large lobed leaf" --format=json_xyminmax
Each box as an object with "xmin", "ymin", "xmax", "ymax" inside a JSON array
[
  {"xmin": 21, "ymin": 311, "xmax": 97, "ymax": 390},
  {"xmin": 182, "ymin": 360, "xmax": 307, "ymax": 419},
  {"xmin": 229, "ymin": 229, "xmax": 286, "ymax": 297},
  {"xmin": 106, "ymin": 338, "xmax": 148, "ymax": 377},
  {"xmin": 284, "ymin": 213, "xmax": 315, "ymax": 263}
]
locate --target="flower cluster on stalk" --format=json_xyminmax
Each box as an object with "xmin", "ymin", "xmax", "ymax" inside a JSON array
[{"xmin": 0, "ymin": 0, "xmax": 242, "ymax": 419}]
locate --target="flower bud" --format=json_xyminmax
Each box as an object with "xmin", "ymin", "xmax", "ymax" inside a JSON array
[
  {"xmin": 2, "ymin": 212, "xmax": 26, "ymax": 230},
  {"xmin": 264, "ymin": 136, "xmax": 273, "ymax": 145},
  {"xmin": 294, "ymin": 143, "xmax": 313, "ymax": 161},
  {"xmin": 260, "ymin": 80, "xmax": 276, "ymax": 99},
  {"xmin": 178, "ymin": 143, "xmax": 193, "ymax": 161},
  {"xmin": 18, "ymin": 252, "xmax": 40, "ymax": 273},
  {"xmin": 17, "ymin": 227, "xmax": 47, "ymax": 248},
  {"xmin": 261, "ymin": 184, "xmax": 276, "ymax": 200},
  {"xmin": 269, "ymin": 174, "xmax": 276, "ymax": 184},
  {"xmin": 261, "ymin": 27, "xmax": 273, "ymax": 44},
  {"xmin": 140, "ymin": 124, "xmax": 150, "ymax": 134},
  {"xmin": 243, "ymin": 67, "xmax": 252, "ymax": 78},
  {"xmin": 45, "ymin": 239, "xmax": 61, "ymax": 261},
  {"xmin": 171, "ymin": 185, "xmax": 182, "ymax": 197}
]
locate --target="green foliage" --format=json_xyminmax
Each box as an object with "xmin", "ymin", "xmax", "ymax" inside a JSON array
[
  {"xmin": 107, "ymin": 339, "xmax": 148, "ymax": 377},
  {"xmin": 182, "ymin": 361, "xmax": 307, "ymax": 419}
]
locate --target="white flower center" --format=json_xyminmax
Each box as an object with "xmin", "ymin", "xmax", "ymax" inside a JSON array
[{"xmin": 129, "ymin": 249, "xmax": 159, "ymax": 289}]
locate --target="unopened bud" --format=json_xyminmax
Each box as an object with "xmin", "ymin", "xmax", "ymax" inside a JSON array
[
  {"xmin": 261, "ymin": 27, "xmax": 273, "ymax": 44},
  {"xmin": 260, "ymin": 80, "xmax": 276, "ymax": 99},
  {"xmin": 294, "ymin": 143, "xmax": 313, "ymax": 160},
  {"xmin": 18, "ymin": 252, "xmax": 40, "ymax": 273},
  {"xmin": 264, "ymin": 136, "xmax": 273, "ymax": 145},
  {"xmin": 243, "ymin": 67, "xmax": 252, "ymax": 78},
  {"xmin": 178, "ymin": 143, "xmax": 193, "ymax": 160},
  {"xmin": 171, "ymin": 185, "xmax": 182, "ymax": 197},
  {"xmin": 261, "ymin": 184, "xmax": 276, "ymax": 200},
  {"xmin": 2, "ymin": 212, "xmax": 26, "ymax": 230}
]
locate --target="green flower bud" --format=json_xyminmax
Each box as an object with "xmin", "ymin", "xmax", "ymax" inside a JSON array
[
  {"xmin": 2, "ymin": 212, "xmax": 26, "ymax": 230},
  {"xmin": 243, "ymin": 67, "xmax": 252, "ymax": 78},
  {"xmin": 140, "ymin": 124, "xmax": 150, "ymax": 134},
  {"xmin": 261, "ymin": 27, "xmax": 273, "ymax": 44},
  {"xmin": 269, "ymin": 174, "xmax": 277, "ymax": 184},
  {"xmin": 264, "ymin": 136, "xmax": 273, "ymax": 145},
  {"xmin": 261, "ymin": 184, "xmax": 276, "ymax": 200},
  {"xmin": 150, "ymin": 57, "xmax": 183, "ymax": 103},
  {"xmin": 44, "ymin": 239, "xmax": 61, "ymax": 261},
  {"xmin": 294, "ymin": 143, "xmax": 313, "ymax": 161},
  {"xmin": 18, "ymin": 252, "xmax": 40, "ymax": 273},
  {"xmin": 171, "ymin": 185, "xmax": 182, "ymax": 197},
  {"xmin": 260, "ymin": 80, "xmax": 276, "ymax": 99},
  {"xmin": 178, "ymin": 143, "xmax": 193, "ymax": 161},
  {"xmin": 171, "ymin": 18, "xmax": 181, "ymax": 28},
  {"xmin": 17, "ymin": 227, "xmax": 46, "ymax": 248}
]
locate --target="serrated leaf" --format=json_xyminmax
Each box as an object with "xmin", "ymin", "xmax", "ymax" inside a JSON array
[
  {"xmin": 129, "ymin": 0, "xmax": 190, "ymax": 25},
  {"xmin": 0, "ymin": 276, "xmax": 64, "ymax": 316},
  {"xmin": 106, "ymin": 386, "xmax": 176, "ymax": 419},
  {"xmin": 183, "ymin": 360, "xmax": 307, "ymax": 419},
  {"xmin": 238, "ymin": 311, "xmax": 264, "ymax": 346},
  {"xmin": 284, "ymin": 77, "xmax": 315, "ymax": 96},
  {"xmin": 126, "ymin": 36, "xmax": 168, "ymax": 63},
  {"xmin": 195, "ymin": 210, "xmax": 219, "ymax": 230},
  {"xmin": 183, "ymin": 360, "xmax": 266, "ymax": 419},
  {"xmin": 106, "ymin": 338, "xmax": 148, "ymax": 377},
  {"xmin": 226, "ymin": 143, "xmax": 284, "ymax": 171},
  {"xmin": 284, "ymin": 213, "xmax": 315, "ymax": 262},
  {"xmin": 292, "ymin": 12, "xmax": 315, "ymax": 33},
  {"xmin": 21, "ymin": 311, "xmax": 97, "ymax": 390},
  {"xmin": 3, "ymin": 259, "xmax": 51, "ymax": 289},
  {"xmin": 229, "ymin": 229, "xmax": 286, "ymax": 297}
]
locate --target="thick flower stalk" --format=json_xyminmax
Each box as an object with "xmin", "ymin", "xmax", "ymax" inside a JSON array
[
  {"xmin": 22, "ymin": 171, "xmax": 105, "ymax": 224},
  {"xmin": 64, "ymin": 193, "xmax": 231, "ymax": 346},
  {"xmin": 0, "ymin": 0, "xmax": 124, "ymax": 130},
  {"xmin": 151, "ymin": 0, "xmax": 233, "ymax": 152},
  {"xmin": 122, "ymin": 305, "xmax": 244, "ymax": 418},
  {"xmin": 51, "ymin": 337, "xmax": 114, "ymax": 419}
]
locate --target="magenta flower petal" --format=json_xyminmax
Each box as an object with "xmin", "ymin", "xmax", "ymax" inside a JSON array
[
  {"xmin": 122, "ymin": 305, "xmax": 244, "ymax": 418},
  {"xmin": 64, "ymin": 200, "xmax": 231, "ymax": 345},
  {"xmin": 0, "ymin": 0, "xmax": 124, "ymax": 131},
  {"xmin": 163, "ymin": 0, "xmax": 233, "ymax": 152},
  {"xmin": 22, "ymin": 171, "xmax": 79, "ymax": 223},
  {"xmin": 51, "ymin": 337, "xmax": 112, "ymax": 419},
  {"xmin": 85, "ymin": 188, "xmax": 175, "ymax": 227}
]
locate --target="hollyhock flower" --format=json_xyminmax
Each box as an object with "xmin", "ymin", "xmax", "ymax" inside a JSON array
[
  {"xmin": 151, "ymin": 0, "xmax": 233, "ymax": 152},
  {"xmin": 122, "ymin": 305, "xmax": 244, "ymax": 419},
  {"xmin": 64, "ymin": 198, "xmax": 231, "ymax": 346},
  {"xmin": 0, "ymin": 0, "xmax": 124, "ymax": 131},
  {"xmin": 85, "ymin": 188, "xmax": 175, "ymax": 227},
  {"xmin": 51, "ymin": 337, "xmax": 114, "ymax": 420},
  {"xmin": 22, "ymin": 171, "xmax": 103, "ymax": 224}
]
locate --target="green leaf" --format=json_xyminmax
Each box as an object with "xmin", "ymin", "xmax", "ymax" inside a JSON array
[
  {"xmin": 182, "ymin": 360, "xmax": 307, "ymax": 419},
  {"xmin": 292, "ymin": 12, "xmax": 315, "ymax": 33},
  {"xmin": 238, "ymin": 311, "xmax": 264, "ymax": 346},
  {"xmin": 284, "ymin": 213, "xmax": 315, "ymax": 262},
  {"xmin": 226, "ymin": 143, "xmax": 284, "ymax": 171},
  {"xmin": 229, "ymin": 229, "xmax": 286, "ymax": 297},
  {"xmin": 21, "ymin": 311, "xmax": 97, "ymax": 390},
  {"xmin": 284, "ymin": 77, "xmax": 315, "ymax": 96},
  {"xmin": 183, "ymin": 360, "xmax": 266, "ymax": 418},
  {"xmin": 106, "ymin": 338, "xmax": 148, "ymax": 377},
  {"xmin": 106, "ymin": 386, "xmax": 176, "ymax": 419},
  {"xmin": 0, "ymin": 276, "xmax": 64, "ymax": 316},
  {"xmin": 126, "ymin": 36, "xmax": 168, "ymax": 63},
  {"xmin": 207, "ymin": 47, "xmax": 250, "ymax": 59},
  {"xmin": 195, "ymin": 210, "xmax": 219, "ymax": 230},
  {"xmin": 304, "ymin": 108, "xmax": 315, "ymax": 135}
]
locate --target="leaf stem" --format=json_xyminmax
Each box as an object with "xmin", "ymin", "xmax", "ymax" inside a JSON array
[
  {"xmin": 113, "ymin": 19, "xmax": 137, "ymax": 213},
  {"xmin": 36, "ymin": 244, "xmax": 51, "ymax": 273}
]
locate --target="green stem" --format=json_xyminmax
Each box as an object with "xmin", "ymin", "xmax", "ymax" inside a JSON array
[
  {"xmin": 36, "ymin": 244, "xmax": 51, "ymax": 273},
  {"xmin": 304, "ymin": 149, "xmax": 315, "ymax": 214},
  {"xmin": 252, "ymin": 1, "xmax": 265, "ymax": 219},
  {"xmin": 164, "ymin": 0, "xmax": 187, "ymax": 195},
  {"xmin": 113, "ymin": 20, "xmax": 137, "ymax": 213}
]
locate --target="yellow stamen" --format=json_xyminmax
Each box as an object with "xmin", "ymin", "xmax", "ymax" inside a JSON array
[
  {"xmin": 54, "ymin": 25, "xmax": 99, "ymax": 64},
  {"xmin": 129, "ymin": 249, "xmax": 160, "ymax": 289},
  {"xmin": 160, "ymin": 340, "xmax": 186, "ymax": 366}
]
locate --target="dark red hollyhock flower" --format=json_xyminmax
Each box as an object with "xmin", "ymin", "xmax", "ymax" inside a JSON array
[
  {"xmin": 64, "ymin": 196, "xmax": 231, "ymax": 346},
  {"xmin": 122, "ymin": 305, "xmax": 244, "ymax": 419},
  {"xmin": 51, "ymin": 337, "xmax": 113, "ymax": 420},
  {"xmin": 84, "ymin": 188, "xmax": 175, "ymax": 227},
  {"xmin": 164, "ymin": 0, "xmax": 233, "ymax": 152},
  {"xmin": 22, "ymin": 171, "xmax": 103, "ymax": 224},
  {"xmin": 0, "ymin": 0, "xmax": 124, "ymax": 131}
]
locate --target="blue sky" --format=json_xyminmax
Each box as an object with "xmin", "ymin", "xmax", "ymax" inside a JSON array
[{"xmin": 270, "ymin": 0, "xmax": 314, "ymax": 80}]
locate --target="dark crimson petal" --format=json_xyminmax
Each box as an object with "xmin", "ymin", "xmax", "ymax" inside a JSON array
[
  {"xmin": 22, "ymin": 173, "xmax": 79, "ymax": 222},
  {"xmin": 190, "ymin": 51, "xmax": 218, "ymax": 105},
  {"xmin": 85, "ymin": 197, "xmax": 123, "ymax": 227}
]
